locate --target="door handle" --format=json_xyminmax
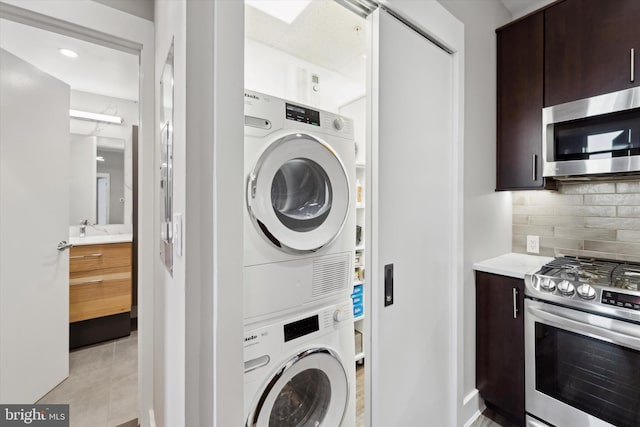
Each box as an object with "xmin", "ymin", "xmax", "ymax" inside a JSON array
[
  {"xmin": 513, "ymin": 288, "xmax": 519, "ymax": 319},
  {"xmin": 532, "ymin": 154, "xmax": 537, "ymax": 182},
  {"xmin": 384, "ymin": 264, "xmax": 394, "ymax": 306},
  {"xmin": 57, "ymin": 240, "xmax": 73, "ymax": 251},
  {"xmin": 631, "ymin": 48, "xmax": 635, "ymax": 82}
]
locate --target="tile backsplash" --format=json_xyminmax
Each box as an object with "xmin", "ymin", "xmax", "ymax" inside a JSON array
[{"xmin": 512, "ymin": 179, "xmax": 640, "ymax": 263}]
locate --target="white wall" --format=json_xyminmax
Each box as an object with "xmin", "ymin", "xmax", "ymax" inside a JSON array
[
  {"xmin": 245, "ymin": 38, "xmax": 364, "ymax": 112},
  {"xmin": 70, "ymin": 135, "xmax": 97, "ymax": 224},
  {"xmin": 184, "ymin": 1, "xmax": 245, "ymax": 426},
  {"xmin": 437, "ymin": 1, "xmax": 512, "ymax": 425},
  {"xmin": 154, "ymin": 1, "xmax": 186, "ymax": 426}
]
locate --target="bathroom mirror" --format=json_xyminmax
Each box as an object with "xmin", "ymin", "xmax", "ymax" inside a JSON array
[{"xmin": 69, "ymin": 133, "xmax": 132, "ymax": 226}]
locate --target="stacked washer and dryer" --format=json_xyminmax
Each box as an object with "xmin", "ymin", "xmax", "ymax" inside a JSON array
[{"xmin": 242, "ymin": 90, "xmax": 358, "ymax": 427}]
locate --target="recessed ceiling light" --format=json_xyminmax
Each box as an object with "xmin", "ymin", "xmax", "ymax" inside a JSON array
[
  {"xmin": 246, "ymin": 0, "xmax": 312, "ymax": 24},
  {"xmin": 59, "ymin": 48, "xmax": 78, "ymax": 58}
]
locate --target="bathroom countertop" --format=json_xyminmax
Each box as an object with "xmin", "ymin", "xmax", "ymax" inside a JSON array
[
  {"xmin": 70, "ymin": 234, "xmax": 133, "ymax": 246},
  {"xmin": 473, "ymin": 253, "xmax": 553, "ymax": 279}
]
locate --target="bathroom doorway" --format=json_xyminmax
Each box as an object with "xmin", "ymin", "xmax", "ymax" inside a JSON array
[{"xmin": 0, "ymin": 3, "xmax": 152, "ymax": 425}]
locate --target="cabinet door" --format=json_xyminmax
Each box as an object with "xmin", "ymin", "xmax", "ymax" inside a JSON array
[
  {"xmin": 545, "ymin": 0, "xmax": 640, "ymax": 107},
  {"xmin": 496, "ymin": 12, "xmax": 544, "ymax": 190},
  {"xmin": 476, "ymin": 271, "xmax": 525, "ymax": 425}
]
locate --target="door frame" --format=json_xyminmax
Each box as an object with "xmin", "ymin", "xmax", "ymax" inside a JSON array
[
  {"xmin": 0, "ymin": 2, "xmax": 155, "ymax": 425},
  {"xmin": 96, "ymin": 172, "xmax": 110, "ymax": 224}
]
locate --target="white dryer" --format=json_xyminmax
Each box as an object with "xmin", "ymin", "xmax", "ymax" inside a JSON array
[
  {"xmin": 243, "ymin": 298, "xmax": 356, "ymax": 427},
  {"xmin": 244, "ymin": 90, "xmax": 356, "ymax": 324}
]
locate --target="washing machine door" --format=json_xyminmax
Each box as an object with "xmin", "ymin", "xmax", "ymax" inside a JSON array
[
  {"xmin": 247, "ymin": 133, "xmax": 350, "ymax": 253},
  {"xmin": 246, "ymin": 348, "xmax": 349, "ymax": 427}
]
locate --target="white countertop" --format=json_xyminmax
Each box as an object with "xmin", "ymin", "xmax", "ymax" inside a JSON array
[
  {"xmin": 70, "ymin": 234, "xmax": 133, "ymax": 246},
  {"xmin": 473, "ymin": 252, "xmax": 553, "ymax": 279}
]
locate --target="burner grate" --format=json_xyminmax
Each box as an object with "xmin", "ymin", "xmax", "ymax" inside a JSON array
[
  {"xmin": 612, "ymin": 264, "xmax": 640, "ymax": 291},
  {"xmin": 540, "ymin": 257, "xmax": 617, "ymax": 287}
]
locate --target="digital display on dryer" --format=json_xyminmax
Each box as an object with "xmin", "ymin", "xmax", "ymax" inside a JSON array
[
  {"xmin": 286, "ymin": 103, "xmax": 320, "ymax": 126},
  {"xmin": 284, "ymin": 315, "xmax": 320, "ymax": 342}
]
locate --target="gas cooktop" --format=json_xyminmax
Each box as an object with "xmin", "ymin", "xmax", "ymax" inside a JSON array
[{"xmin": 524, "ymin": 256, "xmax": 640, "ymax": 323}]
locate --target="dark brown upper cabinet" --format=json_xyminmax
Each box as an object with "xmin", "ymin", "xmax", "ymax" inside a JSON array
[
  {"xmin": 544, "ymin": 0, "xmax": 640, "ymax": 107},
  {"xmin": 496, "ymin": 12, "xmax": 545, "ymax": 190}
]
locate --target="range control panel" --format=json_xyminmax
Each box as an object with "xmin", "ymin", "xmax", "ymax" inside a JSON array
[{"xmin": 602, "ymin": 290, "xmax": 640, "ymax": 311}]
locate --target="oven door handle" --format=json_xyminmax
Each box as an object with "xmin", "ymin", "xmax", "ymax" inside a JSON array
[{"xmin": 527, "ymin": 303, "xmax": 640, "ymax": 350}]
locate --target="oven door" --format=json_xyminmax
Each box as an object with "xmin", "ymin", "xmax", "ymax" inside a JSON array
[{"xmin": 525, "ymin": 299, "xmax": 640, "ymax": 427}]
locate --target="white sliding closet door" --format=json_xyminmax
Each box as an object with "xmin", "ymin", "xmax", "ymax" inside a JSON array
[{"xmin": 368, "ymin": 8, "xmax": 455, "ymax": 426}]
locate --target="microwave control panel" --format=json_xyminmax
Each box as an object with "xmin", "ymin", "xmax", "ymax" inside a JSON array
[{"xmin": 602, "ymin": 291, "xmax": 640, "ymax": 311}]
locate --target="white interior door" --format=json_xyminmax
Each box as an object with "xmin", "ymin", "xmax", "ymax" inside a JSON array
[
  {"xmin": 0, "ymin": 49, "xmax": 70, "ymax": 403},
  {"xmin": 368, "ymin": 9, "xmax": 455, "ymax": 426}
]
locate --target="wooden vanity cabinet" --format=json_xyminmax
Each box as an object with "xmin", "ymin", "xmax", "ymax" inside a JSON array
[{"xmin": 69, "ymin": 242, "xmax": 132, "ymax": 348}]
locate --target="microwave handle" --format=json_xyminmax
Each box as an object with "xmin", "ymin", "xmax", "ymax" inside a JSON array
[{"xmin": 532, "ymin": 154, "xmax": 537, "ymax": 182}]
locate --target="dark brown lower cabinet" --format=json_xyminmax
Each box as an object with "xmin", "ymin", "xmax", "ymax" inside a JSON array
[{"xmin": 476, "ymin": 271, "xmax": 525, "ymax": 426}]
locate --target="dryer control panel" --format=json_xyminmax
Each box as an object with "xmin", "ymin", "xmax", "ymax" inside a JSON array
[{"xmin": 286, "ymin": 103, "xmax": 320, "ymax": 127}]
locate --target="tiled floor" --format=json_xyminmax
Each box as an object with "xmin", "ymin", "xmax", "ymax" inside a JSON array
[
  {"xmin": 471, "ymin": 407, "xmax": 512, "ymax": 427},
  {"xmin": 471, "ymin": 414, "xmax": 504, "ymax": 427},
  {"xmin": 37, "ymin": 332, "xmax": 138, "ymax": 427}
]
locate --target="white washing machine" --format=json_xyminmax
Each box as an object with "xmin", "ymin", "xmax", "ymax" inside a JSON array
[
  {"xmin": 244, "ymin": 298, "xmax": 356, "ymax": 427},
  {"xmin": 244, "ymin": 90, "xmax": 356, "ymax": 324}
]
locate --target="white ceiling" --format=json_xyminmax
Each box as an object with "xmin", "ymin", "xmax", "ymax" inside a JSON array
[
  {"xmin": 245, "ymin": 0, "xmax": 367, "ymax": 81},
  {"xmin": 0, "ymin": 18, "xmax": 139, "ymax": 101},
  {"xmin": 499, "ymin": 0, "xmax": 556, "ymax": 20}
]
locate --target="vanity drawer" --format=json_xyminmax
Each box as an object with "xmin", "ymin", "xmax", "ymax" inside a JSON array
[
  {"xmin": 69, "ymin": 273, "xmax": 132, "ymax": 322},
  {"xmin": 69, "ymin": 242, "xmax": 131, "ymax": 275}
]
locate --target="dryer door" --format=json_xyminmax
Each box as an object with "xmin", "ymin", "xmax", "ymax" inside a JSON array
[
  {"xmin": 247, "ymin": 133, "xmax": 350, "ymax": 253},
  {"xmin": 246, "ymin": 348, "xmax": 349, "ymax": 427}
]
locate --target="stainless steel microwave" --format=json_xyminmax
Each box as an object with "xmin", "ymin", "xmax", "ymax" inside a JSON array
[{"xmin": 542, "ymin": 86, "xmax": 640, "ymax": 178}]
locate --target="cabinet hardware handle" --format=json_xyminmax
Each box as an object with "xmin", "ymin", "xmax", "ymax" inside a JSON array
[
  {"xmin": 513, "ymin": 288, "xmax": 519, "ymax": 319},
  {"xmin": 71, "ymin": 279, "xmax": 104, "ymax": 286},
  {"xmin": 632, "ymin": 48, "xmax": 635, "ymax": 83},
  {"xmin": 70, "ymin": 253, "xmax": 103, "ymax": 259},
  {"xmin": 532, "ymin": 154, "xmax": 537, "ymax": 182}
]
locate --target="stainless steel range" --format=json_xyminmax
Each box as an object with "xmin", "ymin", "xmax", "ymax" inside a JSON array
[{"xmin": 523, "ymin": 257, "xmax": 640, "ymax": 427}]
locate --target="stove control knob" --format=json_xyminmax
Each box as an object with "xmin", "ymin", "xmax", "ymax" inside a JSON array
[
  {"xmin": 558, "ymin": 280, "xmax": 575, "ymax": 297},
  {"xmin": 539, "ymin": 277, "xmax": 556, "ymax": 292},
  {"xmin": 576, "ymin": 283, "xmax": 596, "ymax": 300}
]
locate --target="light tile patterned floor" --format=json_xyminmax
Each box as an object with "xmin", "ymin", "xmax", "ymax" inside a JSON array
[{"xmin": 38, "ymin": 332, "xmax": 138, "ymax": 427}]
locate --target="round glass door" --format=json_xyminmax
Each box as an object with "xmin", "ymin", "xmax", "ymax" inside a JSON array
[
  {"xmin": 248, "ymin": 133, "xmax": 350, "ymax": 253},
  {"xmin": 246, "ymin": 348, "xmax": 349, "ymax": 427}
]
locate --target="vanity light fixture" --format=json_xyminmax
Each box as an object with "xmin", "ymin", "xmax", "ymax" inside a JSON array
[
  {"xmin": 59, "ymin": 48, "xmax": 78, "ymax": 58},
  {"xmin": 245, "ymin": 0, "xmax": 311, "ymax": 24},
  {"xmin": 69, "ymin": 109, "xmax": 123, "ymax": 124}
]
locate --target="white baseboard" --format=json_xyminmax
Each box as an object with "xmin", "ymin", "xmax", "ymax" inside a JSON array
[
  {"xmin": 462, "ymin": 389, "xmax": 485, "ymax": 427},
  {"xmin": 148, "ymin": 409, "xmax": 156, "ymax": 427}
]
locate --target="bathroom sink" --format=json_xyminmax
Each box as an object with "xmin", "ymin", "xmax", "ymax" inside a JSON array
[{"xmin": 70, "ymin": 234, "xmax": 133, "ymax": 246}]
